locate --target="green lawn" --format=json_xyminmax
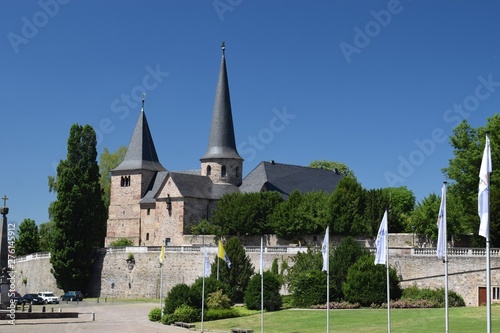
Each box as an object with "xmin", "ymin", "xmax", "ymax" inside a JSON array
[{"xmin": 197, "ymin": 306, "xmax": 500, "ymax": 333}]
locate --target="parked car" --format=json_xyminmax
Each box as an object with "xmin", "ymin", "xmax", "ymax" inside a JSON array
[
  {"xmin": 37, "ymin": 291, "xmax": 59, "ymax": 304},
  {"xmin": 23, "ymin": 293, "xmax": 44, "ymax": 305},
  {"xmin": 9, "ymin": 291, "xmax": 25, "ymax": 305},
  {"xmin": 60, "ymin": 291, "xmax": 84, "ymax": 301}
]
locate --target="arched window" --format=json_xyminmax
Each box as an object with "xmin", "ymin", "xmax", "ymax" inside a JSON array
[{"xmin": 207, "ymin": 165, "xmax": 211, "ymax": 176}]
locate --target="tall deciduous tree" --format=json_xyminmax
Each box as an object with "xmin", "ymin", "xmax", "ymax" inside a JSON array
[
  {"xmin": 38, "ymin": 221, "xmax": 55, "ymax": 252},
  {"xmin": 329, "ymin": 176, "xmax": 368, "ymax": 235},
  {"xmin": 443, "ymin": 115, "xmax": 500, "ymax": 246},
  {"xmin": 309, "ymin": 160, "xmax": 354, "ymax": 176},
  {"xmin": 15, "ymin": 218, "xmax": 40, "ymax": 256},
  {"xmin": 99, "ymin": 146, "xmax": 127, "ymax": 209},
  {"xmin": 49, "ymin": 124, "xmax": 107, "ymax": 291}
]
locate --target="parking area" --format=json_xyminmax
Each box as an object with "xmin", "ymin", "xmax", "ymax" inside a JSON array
[{"xmin": 0, "ymin": 301, "xmax": 192, "ymax": 333}]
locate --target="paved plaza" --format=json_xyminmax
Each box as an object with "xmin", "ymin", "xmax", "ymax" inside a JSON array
[{"xmin": 0, "ymin": 300, "xmax": 196, "ymax": 333}]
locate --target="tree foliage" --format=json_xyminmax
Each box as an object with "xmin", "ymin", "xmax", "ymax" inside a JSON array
[
  {"xmin": 210, "ymin": 192, "xmax": 283, "ymax": 236},
  {"xmin": 443, "ymin": 115, "xmax": 500, "ymax": 246},
  {"xmin": 211, "ymin": 237, "xmax": 254, "ymax": 303},
  {"xmin": 343, "ymin": 254, "xmax": 401, "ymax": 306},
  {"xmin": 164, "ymin": 283, "xmax": 191, "ymax": 314},
  {"xmin": 329, "ymin": 176, "xmax": 368, "ymax": 235},
  {"xmin": 49, "ymin": 124, "xmax": 107, "ymax": 291},
  {"xmin": 330, "ymin": 236, "xmax": 368, "ymax": 301},
  {"xmin": 244, "ymin": 271, "xmax": 282, "ymax": 311},
  {"xmin": 15, "ymin": 218, "xmax": 40, "ymax": 256},
  {"xmin": 270, "ymin": 190, "xmax": 329, "ymax": 239},
  {"xmin": 99, "ymin": 146, "xmax": 127, "ymax": 208},
  {"xmin": 309, "ymin": 160, "xmax": 354, "ymax": 177},
  {"xmin": 38, "ymin": 221, "xmax": 55, "ymax": 252}
]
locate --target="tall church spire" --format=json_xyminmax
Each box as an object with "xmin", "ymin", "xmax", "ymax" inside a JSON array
[
  {"xmin": 201, "ymin": 42, "xmax": 242, "ymax": 161},
  {"xmin": 114, "ymin": 94, "xmax": 166, "ymax": 171},
  {"xmin": 201, "ymin": 43, "xmax": 243, "ymax": 186}
]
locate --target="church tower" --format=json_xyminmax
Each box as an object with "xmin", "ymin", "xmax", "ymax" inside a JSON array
[
  {"xmin": 200, "ymin": 43, "xmax": 243, "ymax": 186},
  {"xmin": 105, "ymin": 96, "xmax": 166, "ymax": 246}
]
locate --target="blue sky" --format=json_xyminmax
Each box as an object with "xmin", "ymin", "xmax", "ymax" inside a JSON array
[{"xmin": 1, "ymin": 1, "xmax": 499, "ymax": 226}]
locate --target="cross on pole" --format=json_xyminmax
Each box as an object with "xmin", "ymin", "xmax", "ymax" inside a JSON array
[{"xmin": 1, "ymin": 195, "xmax": 7, "ymax": 207}]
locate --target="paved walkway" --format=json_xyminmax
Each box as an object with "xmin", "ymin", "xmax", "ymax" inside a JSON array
[{"xmin": 0, "ymin": 301, "xmax": 200, "ymax": 333}]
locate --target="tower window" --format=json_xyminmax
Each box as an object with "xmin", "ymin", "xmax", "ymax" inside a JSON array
[
  {"xmin": 221, "ymin": 165, "xmax": 226, "ymax": 178},
  {"xmin": 207, "ymin": 165, "xmax": 211, "ymax": 176},
  {"xmin": 121, "ymin": 176, "xmax": 131, "ymax": 187},
  {"xmin": 235, "ymin": 166, "xmax": 239, "ymax": 178},
  {"xmin": 146, "ymin": 233, "xmax": 150, "ymax": 241},
  {"xmin": 147, "ymin": 208, "xmax": 150, "ymax": 215}
]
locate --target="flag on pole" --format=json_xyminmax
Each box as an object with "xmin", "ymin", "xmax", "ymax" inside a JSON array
[
  {"xmin": 437, "ymin": 183, "xmax": 447, "ymax": 259},
  {"xmin": 159, "ymin": 245, "xmax": 165, "ymax": 264},
  {"xmin": 479, "ymin": 136, "xmax": 492, "ymax": 238},
  {"xmin": 218, "ymin": 241, "xmax": 231, "ymax": 268},
  {"xmin": 259, "ymin": 237, "xmax": 264, "ymax": 275},
  {"xmin": 321, "ymin": 227, "xmax": 329, "ymax": 272},
  {"xmin": 203, "ymin": 248, "xmax": 211, "ymax": 277},
  {"xmin": 375, "ymin": 210, "xmax": 388, "ymax": 265}
]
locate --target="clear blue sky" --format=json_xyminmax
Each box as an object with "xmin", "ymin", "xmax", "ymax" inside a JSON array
[{"xmin": 1, "ymin": 1, "xmax": 499, "ymax": 226}]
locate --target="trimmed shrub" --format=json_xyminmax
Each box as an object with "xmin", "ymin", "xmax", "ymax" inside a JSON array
[
  {"xmin": 148, "ymin": 307, "xmax": 162, "ymax": 322},
  {"xmin": 207, "ymin": 289, "xmax": 232, "ymax": 309},
  {"xmin": 204, "ymin": 308, "xmax": 240, "ymax": 321},
  {"xmin": 190, "ymin": 277, "xmax": 231, "ymax": 309},
  {"xmin": 161, "ymin": 313, "xmax": 174, "ymax": 325},
  {"xmin": 401, "ymin": 286, "xmax": 465, "ymax": 307},
  {"xmin": 244, "ymin": 271, "xmax": 282, "ymax": 311},
  {"xmin": 164, "ymin": 283, "xmax": 191, "ymax": 314},
  {"xmin": 290, "ymin": 270, "xmax": 327, "ymax": 307},
  {"xmin": 172, "ymin": 304, "xmax": 199, "ymax": 323}
]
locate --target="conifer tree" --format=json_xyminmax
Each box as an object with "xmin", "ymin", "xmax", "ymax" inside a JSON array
[{"xmin": 49, "ymin": 124, "xmax": 107, "ymax": 291}]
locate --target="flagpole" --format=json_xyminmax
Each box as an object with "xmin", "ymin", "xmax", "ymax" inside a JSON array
[
  {"xmin": 386, "ymin": 213, "xmax": 391, "ymax": 333},
  {"xmin": 260, "ymin": 236, "xmax": 264, "ymax": 333},
  {"xmin": 201, "ymin": 230, "xmax": 205, "ymax": 333},
  {"xmin": 486, "ymin": 134, "xmax": 492, "ymax": 333},
  {"xmin": 443, "ymin": 181, "xmax": 449, "ymax": 333},
  {"xmin": 159, "ymin": 242, "xmax": 165, "ymax": 316},
  {"xmin": 322, "ymin": 227, "xmax": 330, "ymax": 333}
]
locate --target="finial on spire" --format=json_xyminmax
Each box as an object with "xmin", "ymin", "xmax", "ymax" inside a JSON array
[
  {"xmin": 221, "ymin": 41, "xmax": 225, "ymax": 56},
  {"xmin": 142, "ymin": 93, "xmax": 146, "ymax": 111}
]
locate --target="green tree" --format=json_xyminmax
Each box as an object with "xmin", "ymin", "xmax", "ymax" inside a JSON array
[
  {"xmin": 210, "ymin": 192, "xmax": 283, "ymax": 236},
  {"xmin": 309, "ymin": 160, "xmax": 354, "ymax": 176},
  {"xmin": 49, "ymin": 124, "xmax": 107, "ymax": 291},
  {"xmin": 329, "ymin": 176, "xmax": 368, "ymax": 235},
  {"xmin": 38, "ymin": 221, "xmax": 55, "ymax": 252},
  {"xmin": 211, "ymin": 237, "xmax": 254, "ymax": 303},
  {"xmin": 383, "ymin": 187, "xmax": 415, "ymax": 233},
  {"xmin": 164, "ymin": 283, "xmax": 192, "ymax": 314},
  {"xmin": 189, "ymin": 277, "xmax": 231, "ymax": 309},
  {"xmin": 330, "ymin": 236, "xmax": 368, "ymax": 301},
  {"xmin": 99, "ymin": 146, "xmax": 127, "ymax": 208},
  {"xmin": 443, "ymin": 115, "xmax": 500, "ymax": 246},
  {"xmin": 244, "ymin": 271, "xmax": 282, "ymax": 311},
  {"xmin": 343, "ymin": 254, "xmax": 401, "ymax": 306},
  {"xmin": 15, "ymin": 218, "xmax": 40, "ymax": 256}
]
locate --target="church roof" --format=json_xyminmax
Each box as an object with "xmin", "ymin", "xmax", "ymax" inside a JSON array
[
  {"xmin": 114, "ymin": 105, "xmax": 166, "ymax": 172},
  {"xmin": 140, "ymin": 171, "xmax": 239, "ymax": 203},
  {"xmin": 240, "ymin": 161, "xmax": 343, "ymax": 198},
  {"xmin": 201, "ymin": 44, "xmax": 242, "ymax": 161}
]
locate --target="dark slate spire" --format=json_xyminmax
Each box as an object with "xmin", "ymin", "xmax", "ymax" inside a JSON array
[
  {"xmin": 114, "ymin": 95, "xmax": 166, "ymax": 171},
  {"xmin": 201, "ymin": 43, "xmax": 243, "ymax": 161}
]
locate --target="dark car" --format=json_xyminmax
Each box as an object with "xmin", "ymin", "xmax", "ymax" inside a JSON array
[
  {"xmin": 60, "ymin": 291, "xmax": 84, "ymax": 301},
  {"xmin": 9, "ymin": 292, "xmax": 25, "ymax": 305},
  {"xmin": 23, "ymin": 293, "xmax": 44, "ymax": 305}
]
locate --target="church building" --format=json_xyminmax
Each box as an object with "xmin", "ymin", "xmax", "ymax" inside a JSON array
[{"xmin": 105, "ymin": 45, "xmax": 343, "ymax": 247}]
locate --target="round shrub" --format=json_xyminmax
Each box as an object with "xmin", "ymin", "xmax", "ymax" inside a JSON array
[
  {"xmin": 190, "ymin": 277, "xmax": 231, "ymax": 309},
  {"xmin": 172, "ymin": 304, "xmax": 199, "ymax": 323},
  {"xmin": 290, "ymin": 270, "xmax": 327, "ymax": 308},
  {"xmin": 244, "ymin": 271, "xmax": 282, "ymax": 311},
  {"xmin": 164, "ymin": 283, "xmax": 191, "ymax": 314},
  {"xmin": 148, "ymin": 307, "xmax": 162, "ymax": 322},
  {"xmin": 204, "ymin": 308, "xmax": 240, "ymax": 321}
]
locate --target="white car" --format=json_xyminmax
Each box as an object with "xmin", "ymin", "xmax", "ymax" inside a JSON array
[{"xmin": 38, "ymin": 291, "xmax": 59, "ymax": 304}]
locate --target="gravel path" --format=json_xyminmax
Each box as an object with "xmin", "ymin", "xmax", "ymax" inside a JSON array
[{"xmin": 0, "ymin": 301, "xmax": 200, "ymax": 333}]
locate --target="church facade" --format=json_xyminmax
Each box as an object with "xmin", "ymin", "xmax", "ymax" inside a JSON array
[{"xmin": 105, "ymin": 46, "xmax": 343, "ymax": 247}]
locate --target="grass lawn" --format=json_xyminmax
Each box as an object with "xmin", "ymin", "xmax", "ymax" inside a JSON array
[{"xmin": 197, "ymin": 306, "xmax": 500, "ymax": 333}]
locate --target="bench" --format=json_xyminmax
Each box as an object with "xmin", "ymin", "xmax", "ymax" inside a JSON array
[
  {"xmin": 174, "ymin": 321, "xmax": 196, "ymax": 329},
  {"xmin": 230, "ymin": 329, "xmax": 254, "ymax": 333}
]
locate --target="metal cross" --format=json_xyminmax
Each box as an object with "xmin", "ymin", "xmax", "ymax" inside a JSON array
[{"xmin": 1, "ymin": 195, "xmax": 7, "ymax": 207}]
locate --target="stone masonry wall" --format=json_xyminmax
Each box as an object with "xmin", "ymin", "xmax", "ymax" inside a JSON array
[{"xmin": 13, "ymin": 245, "xmax": 500, "ymax": 307}]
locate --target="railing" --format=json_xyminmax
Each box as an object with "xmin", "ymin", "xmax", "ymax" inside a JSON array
[{"xmin": 15, "ymin": 246, "xmax": 500, "ymax": 264}]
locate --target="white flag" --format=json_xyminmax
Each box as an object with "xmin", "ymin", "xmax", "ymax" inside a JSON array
[
  {"xmin": 203, "ymin": 248, "xmax": 210, "ymax": 277},
  {"xmin": 259, "ymin": 237, "xmax": 264, "ymax": 275},
  {"xmin": 479, "ymin": 136, "xmax": 492, "ymax": 238},
  {"xmin": 437, "ymin": 184, "xmax": 447, "ymax": 259},
  {"xmin": 375, "ymin": 210, "xmax": 388, "ymax": 265},
  {"xmin": 321, "ymin": 227, "xmax": 329, "ymax": 272}
]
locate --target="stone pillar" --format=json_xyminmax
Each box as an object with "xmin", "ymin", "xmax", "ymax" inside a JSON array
[{"xmin": 0, "ymin": 204, "xmax": 11, "ymax": 309}]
